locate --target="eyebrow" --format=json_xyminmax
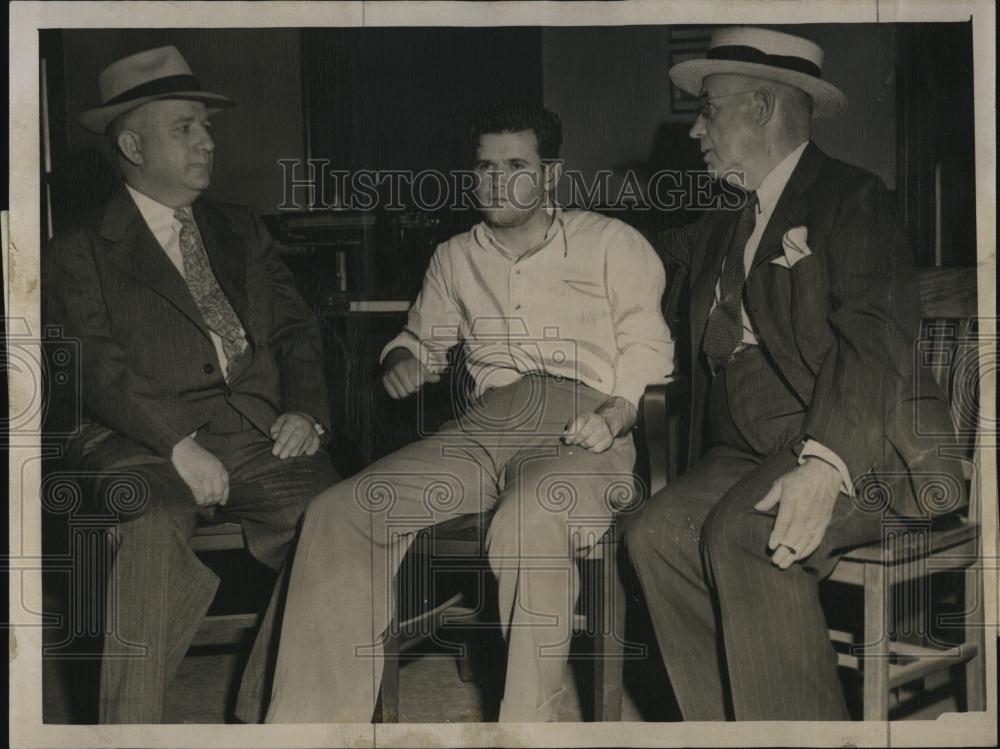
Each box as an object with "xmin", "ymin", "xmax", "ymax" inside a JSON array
[
  {"xmin": 170, "ymin": 114, "xmax": 210, "ymax": 126},
  {"xmin": 476, "ymin": 157, "xmax": 533, "ymax": 166}
]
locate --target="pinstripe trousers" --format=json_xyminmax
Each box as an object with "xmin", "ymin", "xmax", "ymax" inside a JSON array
[
  {"xmin": 626, "ymin": 347, "xmax": 884, "ymax": 720},
  {"xmin": 74, "ymin": 405, "xmax": 335, "ymax": 723}
]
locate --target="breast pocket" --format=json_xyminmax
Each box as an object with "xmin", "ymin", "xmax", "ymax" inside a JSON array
[{"xmin": 562, "ymin": 278, "xmax": 605, "ymax": 299}]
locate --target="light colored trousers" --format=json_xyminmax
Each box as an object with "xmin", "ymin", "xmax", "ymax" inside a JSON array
[{"xmin": 261, "ymin": 375, "xmax": 635, "ymax": 722}]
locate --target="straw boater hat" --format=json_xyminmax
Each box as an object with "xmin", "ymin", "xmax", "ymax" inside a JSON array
[
  {"xmin": 669, "ymin": 27, "xmax": 847, "ymax": 119},
  {"xmin": 78, "ymin": 45, "xmax": 236, "ymax": 134}
]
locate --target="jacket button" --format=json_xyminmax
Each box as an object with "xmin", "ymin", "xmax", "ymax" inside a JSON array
[
  {"xmin": 224, "ymin": 386, "xmax": 233, "ymax": 397},
  {"xmin": 203, "ymin": 363, "xmax": 214, "ymax": 375}
]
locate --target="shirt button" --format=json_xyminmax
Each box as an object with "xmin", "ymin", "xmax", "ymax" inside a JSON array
[
  {"xmin": 202, "ymin": 363, "xmax": 215, "ymax": 375},
  {"xmin": 514, "ymin": 269, "xmax": 521, "ymax": 275},
  {"xmin": 514, "ymin": 304, "xmax": 522, "ymax": 310}
]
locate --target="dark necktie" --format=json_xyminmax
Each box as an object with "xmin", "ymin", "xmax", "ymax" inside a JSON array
[
  {"xmin": 174, "ymin": 208, "xmax": 248, "ymax": 373},
  {"xmin": 702, "ymin": 191, "xmax": 758, "ymax": 371}
]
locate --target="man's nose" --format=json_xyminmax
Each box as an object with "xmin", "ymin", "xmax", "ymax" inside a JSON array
[
  {"xmin": 689, "ymin": 115, "xmax": 706, "ymax": 140},
  {"xmin": 198, "ymin": 127, "xmax": 215, "ymax": 151}
]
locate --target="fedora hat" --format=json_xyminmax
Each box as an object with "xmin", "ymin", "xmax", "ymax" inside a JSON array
[
  {"xmin": 78, "ymin": 45, "xmax": 236, "ymax": 133},
  {"xmin": 670, "ymin": 27, "xmax": 847, "ymax": 119}
]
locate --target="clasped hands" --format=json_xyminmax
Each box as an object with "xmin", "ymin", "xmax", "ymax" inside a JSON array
[
  {"xmin": 171, "ymin": 411, "xmax": 319, "ymax": 507},
  {"xmin": 754, "ymin": 456, "xmax": 843, "ymax": 569}
]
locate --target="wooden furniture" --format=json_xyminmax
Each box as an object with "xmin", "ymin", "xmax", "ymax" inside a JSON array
[
  {"xmin": 379, "ymin": 513, "xmax": 633, "ymax": 722},
  {"xmin": 188, "ymin": 521, "xmax": 260, "ymax": 648},
  {"xmin": 825, "ymin": 267, "xmax": 984, "ymax": 719},
  {"xmin": 641, "ymin": 266, "xmax": 984, "ymax": 720}
]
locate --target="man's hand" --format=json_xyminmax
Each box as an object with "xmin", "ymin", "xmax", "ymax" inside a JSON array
[
  {"xmin": 270, "ymin": 412, "xmax": 320, "ymax": 459},
  {"xmin": 171, "ymin": 436, "xmax": 229, "ymax": 507},
  {"xmin": 381, "ymin": 347, "xmax": 440, "ymax": 400},
  {"xmin": 563, "ymin": 397, "xmax": 638, "ymax": 454},
  {"xmin": 754, "ymin": 457, "xmax": 843, "ymax": 569},
  {"xmin": 563, "ymin": 411, "xmax": 615, "ymax": 454}
]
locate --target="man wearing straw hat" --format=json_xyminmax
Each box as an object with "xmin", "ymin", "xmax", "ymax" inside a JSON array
[
  {"xmin": 625, "ymin": 27, "xmax": 963, "ymax": 719},
  {"xmin": 45, "ymin": 46, "xmax": 337, "ymax": 723}
]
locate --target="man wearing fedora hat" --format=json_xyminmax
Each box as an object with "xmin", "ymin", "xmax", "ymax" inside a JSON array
[
  {"xmin": 45, "ymin": 46, "xmax": 337, "ymax": 723},
  {"xmin": 625, "ymin": 27, "xmax": 963, "ymax": 719}
]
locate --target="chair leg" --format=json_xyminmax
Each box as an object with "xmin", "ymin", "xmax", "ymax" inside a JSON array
[
  {"xmin": 964, "ymin": 562, "xmax": 986, "ymax": 711},
  {"xmin": 862, "ymin": 563, "xmax": 890, "ymax": 721},
  {"xmin": 592, "ymin": 539, "xmax": 624, "ymax": 722},
  {"xmin": 456, "ymin": 627, "xmax": 477, "ymax": 684},
  {"xmin": 381, "ymin": 625, "xmax": 401, "ymax": 723}
]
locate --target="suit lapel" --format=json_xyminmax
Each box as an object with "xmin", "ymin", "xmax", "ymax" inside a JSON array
[
  {"xmin": 748, "ymin": 142, "xmax": 825, "ymax": 274},
  {"xmin": 100, "ymin": 188, "xmax": 210, "ymax": 335}
]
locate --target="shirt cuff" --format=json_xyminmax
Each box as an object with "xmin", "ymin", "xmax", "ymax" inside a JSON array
[
  {"xmin": 379, "ymin": 334, "xmax": 420, "ymax": 365},
  {"xmin": 799, "ymin": 439, "xmax": 854, "ymax": 496},
  {"xmin": 610, "ymin": 380, "xmax": 648, "ymax": 411},
  {"xmin": 379, "ymin": 333, "xmax": 450, "ymax": 374}
]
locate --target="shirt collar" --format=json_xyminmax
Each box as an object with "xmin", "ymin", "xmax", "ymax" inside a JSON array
[
  {"xmin": 125, "ymin": 184, "xmax": 190, "ymax": 237},
  {"xmin": 755, "ymin": 140, "xmax": 809, "ymax": 216},
  {"xmin": 474, "ymin": 207, "xmax": 567, "ymax": 261}
]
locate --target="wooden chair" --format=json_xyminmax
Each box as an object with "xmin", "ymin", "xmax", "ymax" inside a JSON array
[
  {"xmin": 379, "ymin": 511, "xmax": 634, "ymax": 722},
  {"xmin": 824, "ymin": 267, "xmax": 985, "ymax": 719},
  {"xmin": 641, "ymin": 266, "xmax": 985, "ymax": 720},
  {"xmin": 188, "ymin": 520, "xmax": 260, "ymax": 648}
]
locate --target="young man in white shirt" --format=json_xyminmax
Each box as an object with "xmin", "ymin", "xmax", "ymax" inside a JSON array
[{"xmin": 240, "ymin": 102, "xmax": 673, "ymax": 723}]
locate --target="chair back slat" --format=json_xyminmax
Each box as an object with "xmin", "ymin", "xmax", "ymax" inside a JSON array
[
  {"xmin": 919, "ymin": 267, "xmax": 977, "ymax": 319},
  {"xmin": 917, "ymin": 267, "xmax": 980, "ymax": 519}
]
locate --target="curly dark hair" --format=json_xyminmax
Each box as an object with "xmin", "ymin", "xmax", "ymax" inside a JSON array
[{"xmin": 468, "ymin": 101, "xmax": 563, "ymax": 161}]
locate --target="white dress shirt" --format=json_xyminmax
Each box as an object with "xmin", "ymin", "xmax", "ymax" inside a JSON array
[
  {"xmin": 713, "ymin": 142, "xmax": 854, "ymax": 495},
  {"xmin": 126, "ymin": 184, "xmax": 230, "ymax": 375},
  {"xmin": 381, "ymin": 209, "xmax": 674, "ymax": 409}
]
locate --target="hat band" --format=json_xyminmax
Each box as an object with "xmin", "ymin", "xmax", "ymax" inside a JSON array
[
  {"xmin": 707, "ymin": 45, "xmax": 821, "ymax": 79},
  {"xmin": 103, "ymin": 74, "xmax": 203, "ymax": 107}
]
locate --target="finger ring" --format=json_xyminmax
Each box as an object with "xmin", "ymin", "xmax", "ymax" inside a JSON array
[{"xmin": 784, "ymin": 544, "xmax": 799, "ymax": 555}]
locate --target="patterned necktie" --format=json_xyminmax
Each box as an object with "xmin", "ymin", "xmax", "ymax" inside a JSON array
[
  {"xmin": 174, "ymin": 208, "xmax": 248, "ymax": 370},
  {"xmin": 702, "ymin": 191, "xmax": 758, "ymax": 371}
]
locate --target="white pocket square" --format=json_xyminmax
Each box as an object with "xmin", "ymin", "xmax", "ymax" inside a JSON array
[{"xmin": 780, "ymin": 226, "xmax": 812, "ymax": 268}]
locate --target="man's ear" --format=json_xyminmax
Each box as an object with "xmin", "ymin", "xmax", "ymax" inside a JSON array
[
  {"xmin": 752, "ymin": 87, "xmax": 777, "ymax": 126},
  {"xmin": 543, "ymin": 159, "xmax": 563, "ymax": 192},
  {"xmin": 116, "ymin": 130, "xmax": 143, "ymax": 166}
]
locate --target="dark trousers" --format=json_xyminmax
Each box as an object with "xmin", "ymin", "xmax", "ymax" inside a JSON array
[
  {"xmin": 625, "ymin": 348, "xmax": 885, "ymax": 720},
  {"xmin": 72, "ymin": 406, "xmax": 336, "ymax": 723}
]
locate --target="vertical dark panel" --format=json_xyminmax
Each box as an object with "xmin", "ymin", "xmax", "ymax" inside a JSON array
[
  {"xmin": 896, "ymin": 22, "xmax": 976, "ymax": 267},
  {"xmin": 303, "ymin": 27, "xmax": 544, "ymax": 176}
]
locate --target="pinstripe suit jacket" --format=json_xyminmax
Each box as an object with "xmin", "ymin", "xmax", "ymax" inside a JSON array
[
  {"xmin": 46, "ymin": 187, "xmax": 330, "ymax": 460},
  {"xmin": 662, "ymin": 143, "xmax": 964, "ymax": 518}
]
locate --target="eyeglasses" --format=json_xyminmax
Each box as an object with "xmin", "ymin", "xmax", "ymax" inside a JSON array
[{"xmin": 697, "ymin": 90, "xmax": 759, "ymax": 122}]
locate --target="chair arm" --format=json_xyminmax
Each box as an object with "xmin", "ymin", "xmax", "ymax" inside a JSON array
[{"xmin": 642, "ymin": 376, "xmax": 690, "ymax": 496}]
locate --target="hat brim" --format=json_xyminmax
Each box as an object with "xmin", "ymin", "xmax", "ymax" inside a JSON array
[
  {"xmin": 669, "ymin": 59, "xmax": 847, "ymax": 119},
  {"xmin": 78, "ymin": 91, "xmax": 236, "ymax": 134}
]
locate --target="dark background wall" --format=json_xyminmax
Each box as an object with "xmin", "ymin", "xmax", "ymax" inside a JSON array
[{"xmin": 302, "ymin": 27, "xmax": 544, "ymax": 175}]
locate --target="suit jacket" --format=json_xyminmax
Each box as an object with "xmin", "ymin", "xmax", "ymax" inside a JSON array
[
  {"xmin": 661, "ymin": 142, "xmax": 964, "ymax": 518},
  {"xmin": 45, "ymin": 187, "xmax": 330, "ymax": 459}
]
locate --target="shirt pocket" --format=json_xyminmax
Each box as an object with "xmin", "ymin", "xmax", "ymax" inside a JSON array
[{"xmin": 562, "ymin": 278, "xmax": 605, "ymax": 299}]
